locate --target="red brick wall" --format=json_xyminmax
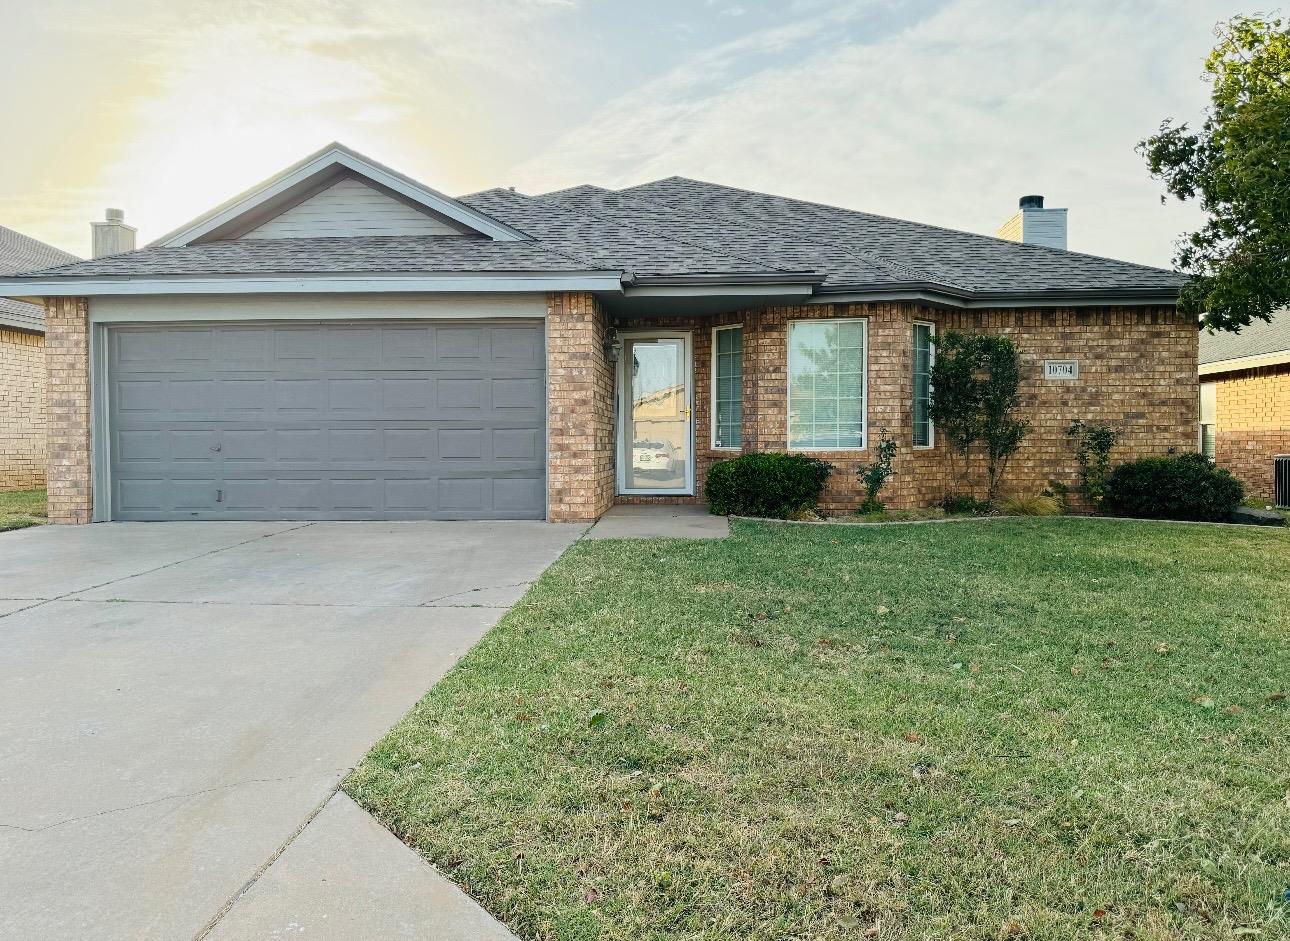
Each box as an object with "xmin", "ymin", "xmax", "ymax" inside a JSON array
[
  {"xmin": 1210, "ymin": 364, "xmax": 1290, "ymax": 502},
  {"xmin": 44, "ymin": 297, "xmax": 92, "ymax": 524},
  {"xmin": 593, "ymin": 301, "xmax": 1196, "ymax": 515},
  {"xmin": 0, "ymin": 328, "xmax": 46, "ymax": 491},
  {"xmin": 546, "ymin": 292, "xmax": 616, "ymax": 521}
]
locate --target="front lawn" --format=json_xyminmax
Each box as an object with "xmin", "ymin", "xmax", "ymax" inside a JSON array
[
  {"xmin": 347, "ymin": 519, "xmax": 1290, "ymax": 941},
  {"xmin": 0, "ymin": 488, "xmax": 46, "ymax": 531}
]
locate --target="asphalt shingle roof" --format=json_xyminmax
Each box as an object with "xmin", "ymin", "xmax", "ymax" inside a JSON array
[
  {"xmin": 0, "ymin": 177, "xmax": 1184, "ymax": 303},
  {"xmin": 0, "ymin": 225, "xmax": 79, "ymax": 331},
  {"xmin": 1199, "ymin": 310, "xmax": 1290, "ymax": 365}
]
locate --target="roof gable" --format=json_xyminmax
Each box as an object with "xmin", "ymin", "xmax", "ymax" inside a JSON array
[{"xmin": 152, "ymin": 143, "xmax": 527, "ymax": 247}]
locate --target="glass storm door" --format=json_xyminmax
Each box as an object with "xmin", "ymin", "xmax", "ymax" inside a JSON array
[{"xmin": 619, "ymin": 334, "xmax": 693, "ymax": 494}]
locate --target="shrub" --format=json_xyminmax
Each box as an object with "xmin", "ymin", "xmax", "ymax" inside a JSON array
[
  {"xmin": 1105, "ymin": 453, "xmax": 1244, "ymax": 522},
  {"xmin": 998, "ymin": 492, "xmax": 1062, "ymax": 516},
  {"xmin": 939, "ymin": 494, "xmax": 993, "ymax": 516},
  {"xmin": 1068, "ymin": 420, "xmax": 1119, "ymax": 510},
  {"xmin": 855, "ymin": 430, "xmax": 897, "ymax": 513},
  {"xmin": 706, "ymin": 453, "xmax": 834, "ymax": 519}
]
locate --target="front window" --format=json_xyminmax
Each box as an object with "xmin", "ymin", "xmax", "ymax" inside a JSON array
[
  {"xmin": 788, "ymin": 319, "xmax": 866, "ymax": 450},
  {"xmin": 712, "ymin": 325, "xmax": 743, "ymax": 449},
  {"xmin": 913, "ymin": 322, "xmax": 934, "ymax": 447}
]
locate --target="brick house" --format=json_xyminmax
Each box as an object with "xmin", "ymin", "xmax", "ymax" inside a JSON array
[
  {"xmin": 0, "ymin": 226, "xmax": 79, "ymax": 491},
  {"xmin": 0, "ymin": 144, "xmax": 1195, "ymax": 524},
  {"xmin": 1199, "ymin": 311, "xmax": 1290, "ymax": 503}
]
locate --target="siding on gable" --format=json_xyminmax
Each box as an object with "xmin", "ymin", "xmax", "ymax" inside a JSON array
[{"xmin": 241, "ymin": 178, "xmax": 466, "ymax": 239}]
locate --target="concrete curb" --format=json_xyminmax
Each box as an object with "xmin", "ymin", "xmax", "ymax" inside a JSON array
[{"xmin": 730, "ymin": 514, "xmax": 1289, "ymax": 531}]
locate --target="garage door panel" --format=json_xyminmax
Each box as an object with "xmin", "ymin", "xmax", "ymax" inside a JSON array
[{"xmin": 107, "ymin": 321, "xmax": 546, "ymax": 520}]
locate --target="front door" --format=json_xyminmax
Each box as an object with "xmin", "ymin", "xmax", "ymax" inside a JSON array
[{"xmin": 618, "ymin": 332, "xmax": 693, "ymax": 494}]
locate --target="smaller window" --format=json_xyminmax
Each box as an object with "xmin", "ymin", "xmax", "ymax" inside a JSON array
[
  {"xmin": 912, "ymin": 322, "xmax": 934, "ymax": 448},
  {"xmin": 712, "ymin": 325, "xmax": 743, "ymax": 449}
]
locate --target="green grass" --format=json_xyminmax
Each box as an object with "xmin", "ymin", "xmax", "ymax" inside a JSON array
[
  {"xmin": 347, "ymin": 519, "xmax": 1290, "ymax": 941},
  {"xmin": 0, "ymin": 488, "xmax": 46, "ymax": 532}
]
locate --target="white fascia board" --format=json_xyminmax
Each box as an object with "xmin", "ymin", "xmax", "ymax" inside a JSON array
[
  {"xmin": 624, "ymin": 282, "xmax": 815, "ymax": 299},
  {"xmin": 151, "ymin": 144, "xmax": 527, "ymax": 247},
  {"xmin": 0, "ymin": 272, "xmax": 625, "ymax": 297},
  {"xmin": 811, "ymin": 290, "xmax": 1179, "ymax": 309},
  {"xmin": 1199, "ymin": 349, "xmax": 1290, "ymax": 375}
]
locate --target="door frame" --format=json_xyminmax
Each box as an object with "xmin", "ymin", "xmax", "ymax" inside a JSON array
[{"xmin": 616, "ymin": 330, "xmax": 695, "ymax": 496}]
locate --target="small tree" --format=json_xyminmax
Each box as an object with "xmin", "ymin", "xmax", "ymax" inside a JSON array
[
  {"xmin": 977, "ymin": 336, "xmax": 1031, "ymax": 503},
  {"xmin": 1067, "ymin": 420, "xmax": 1119, "ymax": 510},
  {"xmin": 929, "ymin": 332, "xmax": 1030, "ymax": 503},
  {"xmin": 855, "ymin": 429, "xmax": 897, "ymax": 513},
  {"xmin": 928, "ymin": 332, "xmax": 983, "ymax": 489}
]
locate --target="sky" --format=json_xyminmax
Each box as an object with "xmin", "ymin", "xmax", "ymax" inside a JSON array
[{"xmin": 0, "ymin": 0, "xmax": 1243, "ymax": 267}]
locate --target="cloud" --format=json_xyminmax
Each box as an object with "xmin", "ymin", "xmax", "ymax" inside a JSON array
[{"xmin": 512, "ymin": 0, "xmax": 1228, "ymax": 267}]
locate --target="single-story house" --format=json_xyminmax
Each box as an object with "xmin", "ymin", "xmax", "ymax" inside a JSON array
[
  {"xmin": 1199, "ymin": 311, "xmax": 1290, "ymax": 503},
  {"xmin": 0, "ymin": 143, "xmax": 1195, "ymax": 524},
  {"xmin": 0, "ymin": 225, "xmax": 79, "ymax": 490}
]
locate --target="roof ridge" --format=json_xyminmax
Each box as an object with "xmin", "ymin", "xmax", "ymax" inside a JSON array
[
  {"xmin": 627, "ymin": 176, "xmax": 1179, "ymax": 278},
  {"xmin": 539, "ymin": 190, "xmax": 805, "ymax": 278}
]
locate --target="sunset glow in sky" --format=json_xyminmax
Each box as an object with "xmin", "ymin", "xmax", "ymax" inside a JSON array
[{"xmin": 1, "ymin": 0, "xmax": 1242, "ymax": 267}]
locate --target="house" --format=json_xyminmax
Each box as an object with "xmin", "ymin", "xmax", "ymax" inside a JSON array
[
  {"xmin": 0, "ymin": 143, "xmax": 1195, "ymax": 524},
  {"xmin": 0, "ymin": 225, "xmax": 79, "ymax": 490},
  {"xmin": 1199, "ymin": 311, "xmax": 1290, "ymax": 502}
]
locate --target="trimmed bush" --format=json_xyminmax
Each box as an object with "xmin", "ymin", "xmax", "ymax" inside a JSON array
[
  {"xmin": 706, "ymin": 453, "xmax": 833, "ymax": 519},
  {"xmin": 1105, "ymin": 453, "xmax": 1244, "ymax": 522}
]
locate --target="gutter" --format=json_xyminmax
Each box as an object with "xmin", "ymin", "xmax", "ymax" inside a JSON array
[
  {"xmin": 1199, "ymin": 349, "xmax": 1290, "ymax": 376},
  {"xmin": 811, "ymin": 280, "xmax": 1182, "ymax": 309}
]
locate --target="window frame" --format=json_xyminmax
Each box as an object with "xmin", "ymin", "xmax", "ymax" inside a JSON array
[
  {"xmin": 785, "ymin": 317, "xmax": 869, "ymax": 452},
  {"xmin": 912, "ymin": 320, "xmax": 935, "ymax": 449},
  {"xmin": 710, "ymin": 323, "xmax": 744, "ymax": 451}
]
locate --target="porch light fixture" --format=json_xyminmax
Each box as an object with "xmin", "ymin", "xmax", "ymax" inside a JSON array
[{"xmin": 604, "ymin": 329, "xmax": 622, "ymax": 362}]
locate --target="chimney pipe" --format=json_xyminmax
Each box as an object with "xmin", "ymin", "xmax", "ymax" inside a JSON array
[
  {"xmin": 91, "ymin": 208, "xmax": 137, "ymax": 258},
  {"xmin": 997, "ymin": 194, "xmax": 1067, "ymax": 250}
]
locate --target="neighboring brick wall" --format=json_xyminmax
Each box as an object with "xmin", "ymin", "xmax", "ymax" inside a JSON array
[
  {"xmin": 595, "ymin": 302, "xmax": 1196, "ymax": 515},
  {"xmin": 44, "ymin": 297, "xmax": 92, "ymax": 524},
  {"xmin": 546, "ymin": 292, "xmax": 615, "ymax": 522},
  {"xmin": 0, "ymin": 328, "xmax": 47, "ymax": 490},
  {"xmin": 1210, "ymin": 363, "xmax": 1290, "ymax": 502}
]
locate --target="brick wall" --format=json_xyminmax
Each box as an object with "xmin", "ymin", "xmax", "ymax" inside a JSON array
[
  {"xmin": 44, "ymin": 297, "xmax": 92, "ymax": 524},
  {"xmin": 0, "ymin": 328, "xmax": 47, "ymax": 490},
  {"xmin": 1209, "ymin": 364, "xmax": 1290, "ymax": 502},
  {"xmin": 546, "ymin": 292, "xmax": 616, "ymax": 521},
  {"xmin": 587, "ymin": 301, "xmax": 1197, "ymax": 515}
]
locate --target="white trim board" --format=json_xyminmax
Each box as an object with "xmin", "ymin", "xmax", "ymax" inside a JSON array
[
  {"xmin": 3, "ymin": 272, "xmax": 624, "ymax": 298},
  {"xmin": 1199, "ymin": 349, "xmax": 1290, "ymax": 376},
  {"xmin": 151, "ymin": 143, "xmax": 527, "ymax": 247},
  {"xmin": 89, "ymin": 293, "xmax": 547, "ymax": 324}
]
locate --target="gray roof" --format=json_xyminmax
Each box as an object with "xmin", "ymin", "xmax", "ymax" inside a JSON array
[
  {"xmin": 1199, "ymin": 309, "xmax": 1290, "ymax": 365},
  {"xmin": 0, "ymin": 177, "xmax": 1183, "ymax": 304},
  {"xmin": 0, "ymin": 225, "xmax": 79, "ymax": 331}
]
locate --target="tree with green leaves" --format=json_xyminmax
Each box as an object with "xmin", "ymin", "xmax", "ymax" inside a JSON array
[
  {"xmin": 1139, "ymin": 15, "xmax": 1290, "ymax": 333},
  {"xmin": 929, "ymin": 332, "xmax": 1030, "ymax": 503}
]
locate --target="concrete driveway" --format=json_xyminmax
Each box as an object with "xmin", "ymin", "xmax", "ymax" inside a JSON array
[{"xmin": 0, "ymin": 520, "xmax": 583, "ymax": 941}]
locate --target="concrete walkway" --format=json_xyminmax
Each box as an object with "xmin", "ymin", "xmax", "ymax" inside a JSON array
[
  {"xmin": 584, "ymin": 503, "xmax": 730, "ymax": 539},
  {"xmin": 0, "ymin": 520, "xmax": 580, "ymax": 941}
]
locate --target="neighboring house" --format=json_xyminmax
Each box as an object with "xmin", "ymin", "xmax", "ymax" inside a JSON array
[
  {"xmin": 0, "ymin": 143, "xmax": 1194, "ymax": 524},
  {"xmin": 0, "ymin": 226, "xmax": 79, "ymax": 490},
  {"xmin": 1199, "ymin": 311, "xmax": 1290, "ymax": 502}
]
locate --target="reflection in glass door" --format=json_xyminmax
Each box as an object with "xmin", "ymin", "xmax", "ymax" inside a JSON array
[{"xmin": 620, "ymin": 334, "xmax": 692, "ymax": 493}]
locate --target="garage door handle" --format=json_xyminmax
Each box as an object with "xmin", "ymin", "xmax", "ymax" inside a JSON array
[
  {"xmin": 210, "ymin": 444, "xmax": 222, "ymax": 452},
  {"xmin": 216, "ymin": 489, "xmax": 224, "ymax": 503}
]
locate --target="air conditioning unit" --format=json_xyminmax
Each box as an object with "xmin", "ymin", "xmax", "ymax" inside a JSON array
[{"xmin": 1276, "ymin": 455, "xmax": 1290, "ymax": 509}]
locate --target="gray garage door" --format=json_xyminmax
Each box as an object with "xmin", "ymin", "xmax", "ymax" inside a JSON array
[{"xmin": 106, "ymin": 320, "xmax": 546, "ymax": 520}]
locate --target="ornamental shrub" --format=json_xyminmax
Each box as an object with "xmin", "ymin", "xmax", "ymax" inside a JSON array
[
  {"xmin": 855, "ymin": 430, "xmax": 898, "ymax": 513},
  {"xmin": 1105, "ymin": 453, "xmax": 1244, "ymax": 522},
  {"xmin": 706, "ymin": 453, "xmax": 834, "ymax": 519}
]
